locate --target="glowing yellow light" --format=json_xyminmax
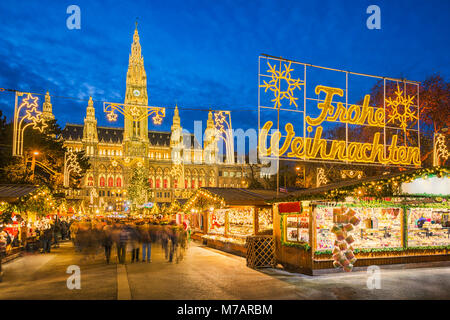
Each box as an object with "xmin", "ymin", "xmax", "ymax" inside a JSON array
[
  {"xmin": 260, "ymin": 61, "xmax": 304, "ymax": 109},
  {"xmin": 385, "ymin": 84, "xmax": 418, "ymax": 132},
  {"xmin": 259, "ymin": 121, "xmax": 421, "ymax": 166}
]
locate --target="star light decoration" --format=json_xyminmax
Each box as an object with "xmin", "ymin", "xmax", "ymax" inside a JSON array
[
  {"xmin": 385, "ymin": 84, "xmax": 418, "ymax": 132},
  {"xmin": 103, "ymin": 102, "xmax": 165, "ymax": 126},
  {"xmin": 213, "ymin": 110, "xmax": 235, "ymax": 163},
  {"xmin": 260, "ymin": 61, "xmax": 304, "ymax": 109},
  {"xmin": 12, "ymin": 92, "xmax": 48, "ymax": 156}
]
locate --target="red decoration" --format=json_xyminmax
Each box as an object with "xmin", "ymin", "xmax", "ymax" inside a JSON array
[{"xmin": 278, "ymin": 202, "xmax": 301, "ymax": 214}]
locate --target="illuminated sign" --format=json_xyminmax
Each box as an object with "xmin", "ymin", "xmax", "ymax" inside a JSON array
[{"xmin": 258, "ymin": 55, "xmax": 421, "ymax": 166}]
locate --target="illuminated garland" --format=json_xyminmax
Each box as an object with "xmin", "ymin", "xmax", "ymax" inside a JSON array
[
  {"xmin": 270, "ymin": 166, "xmax": 449, "ymax": 202},
  {"xmin": 315, "ymin": 245, "xmax": 449, "ymax": 256},
  {"xmin": 182, "ymin": 188, "xmax": 226, "ymax": 213}
]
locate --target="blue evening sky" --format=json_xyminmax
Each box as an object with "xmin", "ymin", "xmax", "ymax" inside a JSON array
[{"xmin": 0, "ymin": 0, "xmax": 448, "ymax": 133}]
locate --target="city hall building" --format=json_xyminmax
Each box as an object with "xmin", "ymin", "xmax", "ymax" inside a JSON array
[{"xmin": 56, "ymin": 25, "xmax": 255, "ymax": 212}]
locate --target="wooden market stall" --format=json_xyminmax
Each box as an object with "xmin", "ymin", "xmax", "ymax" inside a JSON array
[
  {"xmin": 183, "ymin": 188, "xmax": 278, "ymax": 256},
  {"xmin": 272, "ymin": 166, "xmax": 450, "ymax": 275}
]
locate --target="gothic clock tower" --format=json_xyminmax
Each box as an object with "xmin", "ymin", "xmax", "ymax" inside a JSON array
[{"xmin": 123, "ymin": 23, "xmax": 150, "ymax": 156}]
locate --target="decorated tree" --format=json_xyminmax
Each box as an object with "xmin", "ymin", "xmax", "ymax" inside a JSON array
[
  {"xmin": 127, "ymin": 166, "xmax": 151, "ymax": 211},
  {"xmin": 0, "ymin": 114, "xmax": 90, "ymax": 190}
]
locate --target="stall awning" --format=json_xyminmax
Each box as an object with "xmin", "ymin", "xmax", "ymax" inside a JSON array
[
  {"xmin": 274, "ymin": 166, "xmax": 449, "ymax": 202},
  {"xmin": 0, "ymin": 184, "xmax": 38, "ymax": 202}
]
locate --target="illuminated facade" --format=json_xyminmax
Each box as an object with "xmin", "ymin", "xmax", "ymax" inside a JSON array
[{"xmin": 60, "ymin": 25, "xmax": 252, "ymax": 212}]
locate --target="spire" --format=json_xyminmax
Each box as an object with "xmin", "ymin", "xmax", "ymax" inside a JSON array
[
  {"xmin": 42, "ymin": 91, "xmax": 55, "ymax": 120},
  {"xmin": 86, "ymin": 96, "xmax": 95, "ymax": 120},
  {"xmin": 83, "ymin": 96, "xmax": 98, "ymax": 144},
  {"xmin": 129, "ymin": 22, "xmax": 143, "ymax": 66},
  {"xmin": 171, "ymin": 104, "xmax": 181, "ymax": 130},
  {"xmin": 207, "ymin": 110, "xmax": 214, "ymax": 128}
]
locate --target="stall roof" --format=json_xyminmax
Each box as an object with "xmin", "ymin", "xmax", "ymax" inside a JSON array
[
  {"xmin": 202, "ymin": 188, "xmax": 279, "ymax": 206},
  {"xmin": 0, "ymin": 184, "xmax": 38, "ymax": 202},
  {"xmin": 274, "ymin": 166, "xmax": 449, "ymax": 202}
]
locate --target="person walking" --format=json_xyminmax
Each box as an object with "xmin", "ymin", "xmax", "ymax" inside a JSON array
[
  {"xmin": 128, "ymin": 225, "xmax": 141, "ymax": 263},
  {"xmin": 139, "ymin": 224, "xmax": 152, "ymax": 263},
  {"xmin": 117, "ymin": 226, "xmax": 128, "ymax": 264},
  {"xmin": 43, "ymin": 225, "xmax": 52, "ymax": 253},
  {"xmin": 101, "ymin": 225, "xmax": 113, "ymax": 264}
]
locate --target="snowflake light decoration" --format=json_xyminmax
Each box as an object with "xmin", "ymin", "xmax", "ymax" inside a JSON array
[
  {"xmin": 385, "ymin": 84, "xmax": 418, "ymax": 132},
  {"xmin": 260, "ymin": 61, "xmax": 304, "ymax": 109}
]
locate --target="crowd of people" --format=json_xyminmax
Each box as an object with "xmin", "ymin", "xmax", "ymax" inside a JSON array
[{"xmin": 71, "ymin": 219, "xmax": 190, "ymax": 264}]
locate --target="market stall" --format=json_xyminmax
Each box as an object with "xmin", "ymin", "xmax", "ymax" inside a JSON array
[
  {"xmin": 183, "ymin": 188, "xmax": 277, "ymax": 256},
  {"xmin": 272, "ymin": 166, "xmax": 450, "ymax": 275}
]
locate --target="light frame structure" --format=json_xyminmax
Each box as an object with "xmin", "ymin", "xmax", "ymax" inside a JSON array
[{"xmin": 258, "ymin": 54, "xmax": 421, "ymax": 168}]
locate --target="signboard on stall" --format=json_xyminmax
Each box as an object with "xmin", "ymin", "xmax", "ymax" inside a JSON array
[
  {"xmin": 401, "ymin": 176, "xmax": 450, "ymax": 196},
  {"xmin": 258, "ymin": 55, "xmax": 421, "ymax": 166}
]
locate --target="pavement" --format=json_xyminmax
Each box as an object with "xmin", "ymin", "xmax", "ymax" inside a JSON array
[{"xmin": 0, "ymin": 241, "xmax": 449, "ymax": 300}]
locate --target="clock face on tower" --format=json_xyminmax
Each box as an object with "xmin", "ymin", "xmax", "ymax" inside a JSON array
[{"xmin": 133, "ymin": 89, "xmax": 141, "ymax": 97}]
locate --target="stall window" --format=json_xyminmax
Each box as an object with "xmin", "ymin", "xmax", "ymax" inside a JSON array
[
  {"xmin": 258, "ymin": 208, "xmax": 273, "ymax": 233},
  {"xmin": 285, "ymin": 215, "xmax": 309, "ymax": 243},
  {"xmin": 407, "ymin": 208, "xmax": 450, "ymax": 247},
  {"xmin": 315, "ymin": 206, "xmax": 402, "ymax": 251},
  {"xmin": 208, "ymin": 209, "xmax": 226, "ymax": 235},
  {"xmin": 228, "ymin": 208, "xmax": 254, "ymax": 237}
]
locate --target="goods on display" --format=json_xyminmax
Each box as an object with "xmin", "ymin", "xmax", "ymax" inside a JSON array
[
  {"xmin": 407, "ymin": 208, "xmax": 450, "ymax": 247},
  {"xmin": 285, "ymin": 213, "xmax": 309, "ymax": 243},
  {"xmin": 316, "ymin": 205, "xmax": 402, "ymax": 251},
  {"xmin": 330, "ymin": 207, "xmax": 359, "ymax": 272},
  {"xmin": 228, "ymin": 208, "xmax": 254, "ymax": 237},
  {"xmin": 208, "ymin": 209, "xmax": 226, "ymax": 235},
  {"xmin": 258, "ymin": 208, "xmax": 273, "ymax": 233}
]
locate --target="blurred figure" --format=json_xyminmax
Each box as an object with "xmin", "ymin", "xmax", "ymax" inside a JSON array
[
  {"xmin": 117, "ymin": 226, "xmax": 128, "ymax": 264},
  {"xmin": 101, "ymin": 224, "xmax": 113, "ymax": 264},
  {"xmin": 139, "ymin": 224, "xmax": 151, "ymax": 263},
  {"xmin": 128, "ymin": 225, "xmax": 141, "ymax": 263}
]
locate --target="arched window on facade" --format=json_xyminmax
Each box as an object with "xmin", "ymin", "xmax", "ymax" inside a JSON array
[
  {"xmin": 99, "ymin": 176, "xmax": 106, "ymax": 187},
  {"xmin": 116, "ymin": 177, "xmax": 122, "ymax": 187},
  {"xmin": 173, "ymin": 179, "xmax": 178, "ymax": 189},
  {"xmin": 149, "ymin": 178, "xmax": 153, "ymax": 188},
  {"xmin": 87, "ymin": 176, "xmax": 94, "ymax": 187},
  {"xmin": 108, "ymin": 177, "xmax": 114, "ymax": 187},
  {"xmin": 156, "ymin": 179, "xmax": 161, "ymax": 189},
  {"xmin": 185, "ymin": 179, "xmax": 188, "ymax": 189},
  {"xmin": 163, "ymin": 179, "xmax": 168, "ymax": 189},
  {"xmin": 191, "ymin": 179, "xmax": 195, "ymax": 189}
]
